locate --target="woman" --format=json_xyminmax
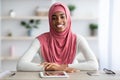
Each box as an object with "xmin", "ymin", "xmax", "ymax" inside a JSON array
[{"xmin": 17, "ymin": 2, "xmax": 99, "ymax": 73}]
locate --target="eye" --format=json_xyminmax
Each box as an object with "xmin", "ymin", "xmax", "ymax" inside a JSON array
[
  {"xmin": 61, "ymin": 15, "xmax": 65, "ymax": 19},
  {"xmin": 52, "ymin": 17, "xmax": 56, "ymax": 20},
  {"xmin": 61, "ymin": 16, "xmax": 64, "ymax": 19}
]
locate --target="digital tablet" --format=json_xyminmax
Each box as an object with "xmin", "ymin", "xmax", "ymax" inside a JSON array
[{"xmin": 39, "ymin": 71, "xmax": 69, "ymax": 78}]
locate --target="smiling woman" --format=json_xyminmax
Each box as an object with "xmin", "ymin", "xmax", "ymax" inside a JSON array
[
  {"xmin": 51, "ymin": 11, "xmax": 67, "ymax": 32},
  {"xmin": 17, "ymin": 2, "xmax": 99, "ymax": 72}
]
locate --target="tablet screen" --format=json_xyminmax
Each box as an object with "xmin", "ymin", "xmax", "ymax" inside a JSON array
[{"xmin": 39, "ymin": 71, "xmax": 69, "ymax": 78}]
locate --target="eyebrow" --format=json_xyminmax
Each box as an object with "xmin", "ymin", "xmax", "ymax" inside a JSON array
[{"xmin": 52, "ymin": 13, "xmax": 65, "ymax": 17}]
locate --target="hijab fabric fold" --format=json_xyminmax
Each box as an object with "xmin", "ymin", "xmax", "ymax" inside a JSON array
[{"xmin": 37, "ymin": 2, "xmax": 76, "ymax": 64}]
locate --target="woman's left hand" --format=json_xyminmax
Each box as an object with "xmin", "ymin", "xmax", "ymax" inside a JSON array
[{"xmin": 42, "ymin": 62, "xmax": 65, "ymax": 71}]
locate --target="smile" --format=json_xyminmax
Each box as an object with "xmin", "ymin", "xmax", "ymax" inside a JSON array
[{"xmin": 56, "ymin": 24, "xmax": 64, "ymax": 28}]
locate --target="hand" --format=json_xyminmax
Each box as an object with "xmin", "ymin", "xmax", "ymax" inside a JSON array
[
  {"xmin": 42, "ymin": 62, "xmax": 64, "ymax": 71},
  {"xmin": 45, "ymin": 64, "xmax": 80, "ymax": 73},
  {"xmin": 46, "ymin": 63, "xmax": 64, "ymax": 71},
  {"xmin": 41, "ymin": 62, "xmax": 80, "ymax": 73},
  {"xmin": 64, "ymin": 67, "xmax": 80, "ymax": 73}
]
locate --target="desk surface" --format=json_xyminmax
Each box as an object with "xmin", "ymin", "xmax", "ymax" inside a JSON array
[{"xmin": 1, "ymin": 71, "xmax": 120, "ymax": 80}]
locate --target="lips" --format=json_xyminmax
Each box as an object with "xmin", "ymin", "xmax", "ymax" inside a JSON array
[{"xmin": 56, "ymin": 24, "xmax": 63, "ymax": 28}]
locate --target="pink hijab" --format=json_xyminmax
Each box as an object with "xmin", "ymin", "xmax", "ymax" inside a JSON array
[{"xmin": 37, "ymin": 2, "xmax": 76, "ymax": 64}]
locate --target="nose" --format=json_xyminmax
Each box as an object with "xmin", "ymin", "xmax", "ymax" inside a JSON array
[{"xmin": 56, "ymin": 17, "xmax": 61, "ymax": 23}]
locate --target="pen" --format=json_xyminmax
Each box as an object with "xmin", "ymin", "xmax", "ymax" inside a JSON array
[
  {"xmin": 9, "ymin": 72, "xmax": 16, "ymax": 77},
  {"xmin": 103, "ymin": 68, "xmax": 116, "ymax": 75}
]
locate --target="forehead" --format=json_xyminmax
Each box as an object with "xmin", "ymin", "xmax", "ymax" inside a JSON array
[{"xmin": 52, "ymin": 11, "xmax": 65, "ymax": 16}]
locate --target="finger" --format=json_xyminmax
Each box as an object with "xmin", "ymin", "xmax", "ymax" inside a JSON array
[
  {"xmin": 64, "ymin": 68, "xmax": 76, "ymax": 73},
  {"xmin": 75, "ymin": 69, "xmax": 80, "ymax": 72},
  {"xmin": 46, "ymin": 64, "xmax": 54, "ymax": 69},
  {"xmin": 44, "ymin": 63, "xmax": 51, "ymax": 68},
  {"xmin": 43, "ymin": 63, "xmax": 51, "ymax": 70},
  {"xmin": 70, "ymin": 69, "xmax": 80, "ymax": 73},
  {"xmin": 44, "ymin": 63, "xmax": 55, "ymax": 71},
  {"xmin": 46, "ymin": 63, "xmax": 59, "ymax": 69}
]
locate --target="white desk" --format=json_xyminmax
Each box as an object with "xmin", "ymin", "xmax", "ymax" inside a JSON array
[{"xmin": 1, "ymin": 71, "xmax": 120, "ymax": 80}]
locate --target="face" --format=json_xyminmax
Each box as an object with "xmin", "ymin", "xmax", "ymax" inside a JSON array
[{"xmin": 51, "ymin": 11, "xmax": 67, "ymax": 32}]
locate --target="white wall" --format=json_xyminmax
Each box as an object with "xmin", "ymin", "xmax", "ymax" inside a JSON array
[
  {"xmin": 0, "ymin": 0, "xmax": 1, "ymax": 71},
  {"xmin": 99, "ymin": 0, "xmax": 120, "ymax": 70},
  {"xmin": 110, "ymin": 0, "xmax": 120, "ymax": 70},
  {"xmin": 98, "ymin": 0, "xmax": 110, "ymax": 69}
]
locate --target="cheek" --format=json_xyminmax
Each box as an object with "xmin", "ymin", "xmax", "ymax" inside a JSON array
[
  {"xmin": 51, "ymin": 21, "xmax": 56, "ymax": 27},
  {"xmin": 64, "ymin": 20, "xmax": 67, "ymax": 27}
]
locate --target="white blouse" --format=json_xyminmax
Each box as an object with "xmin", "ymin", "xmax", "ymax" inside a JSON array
[{"xmin": 17, "ymin": 35, "xmax": 99, "ymax": 71}]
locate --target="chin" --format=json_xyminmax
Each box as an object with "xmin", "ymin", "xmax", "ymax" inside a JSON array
[{"xmin": 57, "ymin": 29, "xmax": 65, "ymax": 32}]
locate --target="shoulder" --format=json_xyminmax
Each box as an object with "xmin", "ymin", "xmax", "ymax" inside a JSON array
[
  {"xmin": 31, "ymin": 38, "xmax": 40, "ymax": 46},
  {"xmin": 36, "ymin": 32, "xmax": 50, "ymax": 44},
  {"xmin": 36, "ymin": 32, "xmax": 49, "ymax": 39},
  {"xmin": 36, "ymin": 32, "xmax": 50, "ymax": 42},
  {"xmin": 76, "ymin": 34, "xmax": 89, "ymax": 48},
  {"xmin": 76, "ymin": 34, "xmax": 87, "ymax": 42}
]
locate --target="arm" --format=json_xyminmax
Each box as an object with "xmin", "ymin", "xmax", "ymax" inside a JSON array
[
  {"xmin": 17, "ymin": 39, "xmax": 44, "ymax": 71},
  {"xmin": 68, "ymin": 35, "xmax": 99, "ymax": 70}
]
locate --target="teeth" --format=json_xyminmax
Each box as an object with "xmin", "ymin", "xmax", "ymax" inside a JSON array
[{"xmin": 57, "ymin": 25, "xmax": 63, "ymax": 28}]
